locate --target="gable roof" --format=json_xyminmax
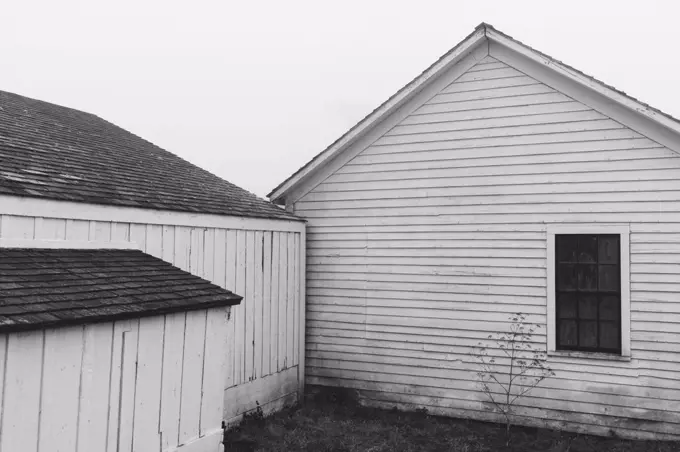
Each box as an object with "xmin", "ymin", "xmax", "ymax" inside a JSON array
[
  {"xmin": 0, "ymin": 248, "xmax": 242, "ymax": 332},
  {"xmin": 268, "ymin": 23, "xmax": 680, "ymax": 204},
  {"xmin": 0, "ymin": 90, "xmax": 299, "ymax": 221}
]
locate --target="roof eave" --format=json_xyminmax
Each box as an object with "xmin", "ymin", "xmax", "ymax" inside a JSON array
[{"xmin": 484, "ymin": 26, "xmax": 680, "ymax": 138}]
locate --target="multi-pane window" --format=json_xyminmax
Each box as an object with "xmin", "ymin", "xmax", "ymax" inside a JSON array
[{"xmin": 555, "ymin": 234, "xmax": 621, "ymax": 353}]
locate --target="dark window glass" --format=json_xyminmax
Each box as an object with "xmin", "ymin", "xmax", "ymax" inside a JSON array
[{"xmin": 555, "ymin": 234, "xmax": 621, "ymax": 353}]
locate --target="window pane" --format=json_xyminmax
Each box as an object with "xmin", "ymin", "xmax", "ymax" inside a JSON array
[
  {"xmin": 553, "ymin": 233, "xmax": 622, "ymax": 354},
  {"xmin": 557, "ymin": 293, "xmax": 577, "ymax": 319},
  {"xmin": 598, "ymin": 265, "xmax": 620, "ymax": 292},
  {"xmin": 557, "ymin": 235, "xmax": 578, "ymax": 263},
  {"xmin": 578, "ymin": 295, "xmax": 598, "ymax": 320},
  {"xmin": 557, "ymin": 264, "xmax": 577, "ymax": 291},
  {"xmin": 600, "ymin": 295, "xmax": 620, "ymax": 321},
  {"xmin": 577, "ymin": 264, "xmax": 598, "ymax": 291},
  {"xmin": 579, "ymin": 320, "xmax": 598, "ymax": 348},
  {"xmin": 599, "ymin": 322, "xmax": 620, "ymax": 350},
  {"xmin": 598, "ymin": 236, "xmax": 619, "ymax": 264},
  {"xmin": 558, "ymin": 319, "xmax": 577, "ymax": 347},
  {"xmin": 578, "ymin": 235, "xmax": 598, "ymax": 263}
]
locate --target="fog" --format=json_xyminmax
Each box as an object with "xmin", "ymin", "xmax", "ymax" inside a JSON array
[{"xmin": 2, "ymin": 0, "xmax": 678, "ymax": 198}]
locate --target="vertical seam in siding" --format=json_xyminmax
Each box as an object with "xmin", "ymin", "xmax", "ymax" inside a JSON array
[
  {"xmin": 176, "ymin": 313, "xmax": 187, "ymax": 446},
  {"xmin": 0, "ymin": 335, "xmax": 8, "ymax": 452},
  {"xmin": 244, "ymin": 236, "xmax": 248, "ymax": 382},
  {"xmin": 35, "ymin": 330, "xmax": 46, "ymax": 452},
  {"xmin": 198, "ymin": 310, "xmax": 208, "ymax": 436},
  {"xmin": 157, "ymin": 315, "xmax": 167, "ymax": 435},
  {"xmin": 104, "ymin": 323, "xmax": 115, "ymax": 452},
  {"xmin": 129, "ymin": 321, "xmax": 141, "ymax": 451},
  {"xmin": 116, "ymin": 332, "xmax": 127, "ymax": 452},
  {"xmin": 74, "ymin": 326, "xmax": 87, "ymax": 452}
]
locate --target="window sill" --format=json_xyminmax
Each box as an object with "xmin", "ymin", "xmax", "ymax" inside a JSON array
[{"xmin": 548, "ymin": 350, "xmax": 631, "ymax": 362}]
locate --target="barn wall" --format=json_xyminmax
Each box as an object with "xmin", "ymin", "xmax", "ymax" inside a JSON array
[
  {"xmin": 0, "ymin": 308, "xmax": 228, "ymax": 452},
  {"xmin": 294, "ymin": 55, "xmax": 680, "ymax": 439},
  {"xmin": 0, "ymin": 207, "xmax": 305, "ymax": 424}
]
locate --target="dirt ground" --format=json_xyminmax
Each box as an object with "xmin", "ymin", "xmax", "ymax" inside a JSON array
[{"xmin": 223, "ymin": 392, "xmax": 680, "ymax": 452}]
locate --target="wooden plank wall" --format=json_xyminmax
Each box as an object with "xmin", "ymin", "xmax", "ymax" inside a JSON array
[
  {"xmin": 295, "ymin": 56, "xmax": 680, "ymax": 440},
  {"xmin": 0, "ymin": 308, "xmax": 228, "ymax": 452},
  {"xmin": 0, "ymin": 214, "xmax": 304, "ymax": 423}
]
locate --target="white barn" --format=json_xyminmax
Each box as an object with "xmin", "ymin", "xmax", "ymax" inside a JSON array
[
  {"xmin": 269, "ymin": 23, "xmax": 680, "ymax": 440},
  {"xmin": 0, "ymin": 90, "xmax": 306, "ymax": 451}
]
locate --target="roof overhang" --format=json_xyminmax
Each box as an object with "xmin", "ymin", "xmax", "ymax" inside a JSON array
[{"xmin": 269, "ymin": 23, "xmax": 680, "ymax": 205}]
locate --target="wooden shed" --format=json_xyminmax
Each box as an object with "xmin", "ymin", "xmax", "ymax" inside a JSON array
[
  {"xmin": 0, "ymin": 247, "xmax": 241, "ymax": 452},
  {"xmin": 0, "ymin": 90, "xmax": 306, "ymax": 451},
  {"xmin": 269, "ymin": 23, "xmax": 680, "ymax": 440}
]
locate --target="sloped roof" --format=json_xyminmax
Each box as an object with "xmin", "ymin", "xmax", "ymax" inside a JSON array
[
  {"xmin": 0, "ymin": 90, "xmax": 299, "ymax": 221},
  {"xmin": 0, "ymin": 248, "xmax": 242, "ymax": 332},
  {"xmin": 268, "ymin": 22, "xmax": 680, "ymax": 203}
]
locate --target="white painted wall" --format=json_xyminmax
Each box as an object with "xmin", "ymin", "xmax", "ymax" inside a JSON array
[
  {"xmin": 294, "ymin": 55, "xmax": 680, "ymax": 439},
  {"xmin": 0, "ymin": 197, "xmax": 306, "ymax": 426},
  {"xmin": 0, "ymin": 308, "xmax": 228, "ymax": 452}
]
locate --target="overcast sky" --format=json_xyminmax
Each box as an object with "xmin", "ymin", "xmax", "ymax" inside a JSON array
[{"xmin": 1, "ymin": 1, "xmax": 678, "ymax": 199}]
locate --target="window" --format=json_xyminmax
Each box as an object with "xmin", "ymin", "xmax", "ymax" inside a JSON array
[
  {"xmin": 555, "ymin": 234, "xmax": 620, "ymax": 353},
  {"xmin": 547, "ymin": 225, "xmax": 630, "ymax": 357}
]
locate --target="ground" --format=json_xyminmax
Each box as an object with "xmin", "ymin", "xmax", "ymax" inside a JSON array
[{"xmin": 223, "ymin": 389, "xmax": 680, "ymax": 452}]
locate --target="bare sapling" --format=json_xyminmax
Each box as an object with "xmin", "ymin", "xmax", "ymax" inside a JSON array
[{"xmin": 472, "ymin": 313, "xmax": 555, "ymax": 446}]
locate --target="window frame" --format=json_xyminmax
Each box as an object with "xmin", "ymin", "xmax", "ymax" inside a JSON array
[{"xmin": 547, "ymin": 224, "xmax": 631, "ymax": 358}]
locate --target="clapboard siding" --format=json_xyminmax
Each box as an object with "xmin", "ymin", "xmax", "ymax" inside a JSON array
[
  {"xmin": 0, "ymin": 309, "xmax": 228, "ymax": 452},
  {"xmin": 0, "ymin": 211, "xmax": 304, "ymax": 424},
  {"xmin": 295, "ymin": 58, "xmax": 680, "ymax": 439}
]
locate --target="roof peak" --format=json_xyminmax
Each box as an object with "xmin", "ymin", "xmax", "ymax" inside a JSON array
[{"xmin": 475, "ymin": 22, "xmax": 496, "ymax": 32}]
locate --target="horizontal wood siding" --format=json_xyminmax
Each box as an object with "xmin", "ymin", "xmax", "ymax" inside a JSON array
[
  {"xmin": 0, "ymin": 308, "xmax": 228, "ymax": 452},
  {"xmin": 295, "ymin": 56, "xmax": 680, "ymax": 439},
  {"xmin": 0, "ymin": 214, "xmax": 304, "ymax": 424}
]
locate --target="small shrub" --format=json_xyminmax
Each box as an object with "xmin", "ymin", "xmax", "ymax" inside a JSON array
[{"xmin": 472, "ymin": 313, "xmax": 555, "ymax": 446}]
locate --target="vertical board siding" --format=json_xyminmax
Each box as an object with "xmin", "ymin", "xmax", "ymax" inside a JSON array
[
  {"xmin": 200, "ymin": 308, "xmax": 230, "ymax": 436},
  {"xmin": 132, "ymin": 316, "xmax": 164, "ymax": 451},
  {"xmin": 116, "ymin": 320, "xmax": 140, "ymax": 452},
  {"xmin": 179, "ymin": 310, "xmax": 207, "ymax": 445},
  {"xmin": 225, "ymin": 230, "xmax": 238, "ymax": 389},
  {"xmin": 278, "ymin": 234, "xmax": 288, "ymax": 371},
  {"xmin": 262, "ymin": 231, "xmax": 273, "ymax": 377},
  {"xmin": 38, "ymin": 326, "xmax": 84, "ymax": 452},
  {"xmin": 244, "ymin": 230, "xmax": 256, "ymax": 382},
  {"xmin": 0, "ymin": 309, "xmax": 231, "ymax": 452},
  {"xmin": 253, "ymin": 231, "xmax": 264, "ymax": 380},
  {"xmin": 0, "ymin": 214, "xmax": 304, "ymax": 428},
  {"xmin": 77, "ymin": 323, "xmax": 114, "ymax": 452},
  {"xmin": 295, "ymin": 57, "xmax": 680, "ymax": 439},
  {"xmin": 234, "ymin": 230, "xmax": 247, "ymax": 386},
  {"xmin": 0, "ymin": 330, "xmax": 43, "ymax": 452},
  {"xmin": 270, "ymin": 232, "xmax": 281, "ymax": 373},
  {"xmin": 159, "ymin": 312, "xmax": 186, "ymax": 450}
]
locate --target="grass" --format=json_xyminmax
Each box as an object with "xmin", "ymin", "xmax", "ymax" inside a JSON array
[{"xmin": 223, "ymin": 390, "xmax": 680, "ymax": 452}]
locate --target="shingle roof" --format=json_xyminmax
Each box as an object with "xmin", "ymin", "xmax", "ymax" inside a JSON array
[
  {"xmin": 0, "ymin": 90, "xmax": 300, "ymax": 221},
  {"xmin": 0, "ymin": 248, "xmax": 242, "ymax": 332}
]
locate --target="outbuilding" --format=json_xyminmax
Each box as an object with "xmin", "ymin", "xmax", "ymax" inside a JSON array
[
  {"xmin": 0, "ymin": 90, "xmax": 306, "ymax": 451},
  {"xmin": 269, "ymin": 23, "xmax": 680, "ymax": 440}
]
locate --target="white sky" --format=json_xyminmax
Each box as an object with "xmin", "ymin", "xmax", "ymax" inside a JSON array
[{"xmin": 1, "ymin": 0, "xmax": 678, "ymax": 199}]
